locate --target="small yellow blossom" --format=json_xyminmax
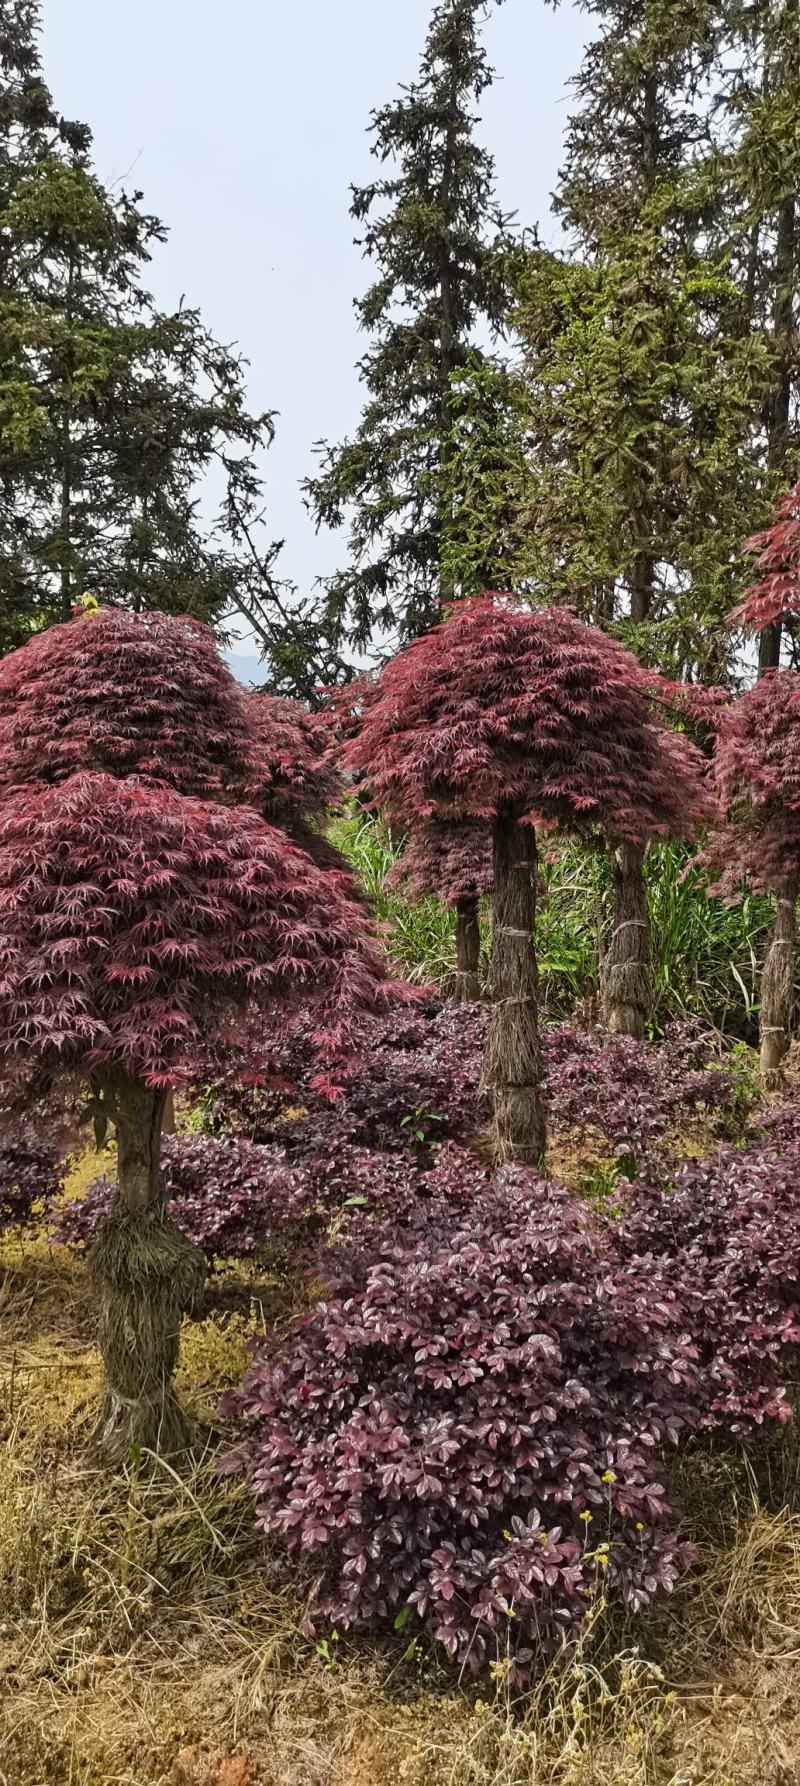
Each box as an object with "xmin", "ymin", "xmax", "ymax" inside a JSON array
[
  {"xmin": 579, "ymin": 1511, "xmax": 593, "ymax": 1524},
  {"xmin": 601, "ymin": 1470, "xmax": 617, "ymax": 1484},
  {"xmin": 503, "ymin": 1529, "xmax": 513, "ymax": 1541},
  {"xmin": 635, "ymin": 1522, "xmax": 645, "ymax": 1532}
]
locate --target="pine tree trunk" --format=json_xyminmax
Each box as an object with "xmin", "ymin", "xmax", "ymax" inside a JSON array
[
  {"xmin": 603, "ymin": 842, "xmax": 650, "ymax": 1040},
  {"xmin": 453, "ymin": 893, "xmax": 480, "ymax": 1002},
  {"xmin": 89, "ymin": 1070, "xmax": 204, "ymax": 1464},
  {"xmin": 482, "ymin": 807, "xmax": 545, "ymax": 1165},
  {"xmin": 760, "ymin": 884, "xmax": 798, "ymax": 1082}
]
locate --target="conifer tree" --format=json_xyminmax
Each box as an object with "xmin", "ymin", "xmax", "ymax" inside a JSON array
[
  {"xmin": 0, "ymin": 1, "xmax": 288, "ymax": 660},
  {"xmin": 708, "ymin": 0, "xmax": 800, "ymax": 672},
  {"xmin": 305, "ymin": 0, "xmax": 508, "ymax": 655},
  {"xmin": 504, "ymin": 2, "xmax": 765, "ymax": 1035}
]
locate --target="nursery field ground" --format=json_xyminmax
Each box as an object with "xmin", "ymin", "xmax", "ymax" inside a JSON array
[{"xmin": 5, "ymin": 1125, "xmax": 800, "ymax": 1786}]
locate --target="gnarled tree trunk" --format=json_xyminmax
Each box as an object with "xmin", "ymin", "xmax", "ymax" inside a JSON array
[
  {"xmin": 483, "ymin": 807, "xmax": 545, "ymax": 1166},
  {"xmin": 89, "ymin": 1070, "xmax": 204, "ymax": 1464},
  {"xmin": 760, "ymin": 882, "xmax": 798, "ymax": 1082},
  {"xmin": 603, "ymin": 841, "xmax": 650, "ymax": 1040},
  {"xmin": 453, "ymin": 893, "xmax": 481, "ymax": 1003}
]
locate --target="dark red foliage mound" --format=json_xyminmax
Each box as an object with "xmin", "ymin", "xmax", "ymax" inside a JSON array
[
  {"xmin": 0, "ymin": 1138, "xmax": 65, "ymax": 1231},
  {"xmin": 55, "ymin": 1134, "xmax": 309, "ymax": 1260},
  {"xmin": 250, "ymin": 693, "xmax": 342, "ymax": 828},
  {"xmin": 344, "ymin": 597, "xmax": 712, "ymax": 843},
  {"xmin": 203, "ymin": 1003, "xmax": 738, "ymax": 1190},
  {"xmin": 223, "ymin": 1172, "xmax": 699, "ymax": 1673},
  {"xmin": 225, "ymin": 1106, "xmax": 800, "ymax": 1674},
  {"xmin": 544, "ymin": 1020, "xmax": 737, "ymax": 1187},
  {"xmin": 732, "ymin": 479, "xmax": 800, "ymax": 635},
  {"xmin": 199, "ymin": 1000, "xmax": 489, "ymax": 1155},
  {"xmin": 618, "ymin": 1118, "xmax": 800, "ymax": 1430},
  {"xmin": 55, "ymin": 1134, "xmax": 486, "ymax": 1261},
  {"xmin": 703, "ymin": 672, "xmax": 800, "ymax": 897},
  {"xmin": 0, "ymin": 609, "xmax": 265, "ymax": 803},
  {"xmin": 0, "ymin": 772, "xmax": 393, "ymax": 1096}
]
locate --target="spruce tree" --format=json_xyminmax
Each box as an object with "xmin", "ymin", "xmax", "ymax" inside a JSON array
[
  {"xmin": 305, "ymin": 0, "xmax": 509, "ymax": 655},
  {"xmin": 708, "ymin": 0, "xmax": 800, "ymax": 671},
  {"xmin": 0, "ymin": 2, "xmax": 282, "ymax": 656}
]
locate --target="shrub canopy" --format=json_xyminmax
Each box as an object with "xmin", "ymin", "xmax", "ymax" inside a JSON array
[{"xmin": 345, "ymin": 597, "xmax": 713, "ymax": 844}]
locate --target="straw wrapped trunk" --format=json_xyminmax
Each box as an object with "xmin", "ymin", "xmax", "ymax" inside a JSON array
[
  {"xmin": 603, "ymin": 841, "xmax": 650, "ymax": 1040},
  {"xmin": 482, "ymin": 806, "xmax": 545, "ymax": 1165}
]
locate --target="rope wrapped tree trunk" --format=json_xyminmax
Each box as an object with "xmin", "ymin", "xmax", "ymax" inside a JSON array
[
  {"xmin": 453, "ymin": 893, "xmax": 481, "ymax": 1003},
  {"xmin": 482, "ymin": 807, "xmax": 545, "ymax": 1166},
  {"xmin": 603, "ymin": 841, "xmax": 650, "ymax": 1040},
  {"xmin": 760, "ymin": 882, "xmax": 798, "ymax": 1083},
  {"xmin": 89, "ymin": 1069, "xmax": 205, "ymax": 1464}
]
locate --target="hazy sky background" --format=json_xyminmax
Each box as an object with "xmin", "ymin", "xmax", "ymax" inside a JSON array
[{"xmin": 39, "ymin": 1, "xmax": 588, "ymax": 680}]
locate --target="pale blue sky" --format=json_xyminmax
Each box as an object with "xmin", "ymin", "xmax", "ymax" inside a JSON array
[{"xmin": 40, "ymin": 1, "xmax": 587, "ymax": 679}]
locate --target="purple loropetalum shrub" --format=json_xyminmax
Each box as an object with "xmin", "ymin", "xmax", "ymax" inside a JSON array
[
  {"xmin": 0, "ymin": 1137, "xmax": 65, "ymax": 1231},
  {"xmin": 199, "ymin": 999, "xmax": 489, "ymax": 1156},
  {"xmin": 204, "ymin": 1004, "xmax": 740, "ymax": 1191},
  {"xmin": 618, "ymin": 1116, "xmax": 800, "ymax": 1429},
  {"xmin": 222, "ymin": 1170, "xmax": 705, "ymax": 1675},
  {"xmin": 55, "ymin": 1134, "xmax": 311, "ymax": 1261},
  {"xmin": 543, "ymin": 1018, "xmax": 739, "ymax": 1187},
  {"xmin": 55, "ymin": 1132, "xmax": 487, "ymax": 1263}
]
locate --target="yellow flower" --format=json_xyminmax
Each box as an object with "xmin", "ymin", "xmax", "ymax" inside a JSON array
[
  {"xmin": 579, "ymin": 1511, "xmax": 593, "ymax": 1524},
  {"xmin": 503, "ymin": 1529, "xmax": 513, "ymax": 1541},
  {"xmin": 601, "ymin": 1470, "xmax": 617, "ymax": 1484},
  {"xmin": 635, "ymin": 1522, "xmax": 645, "ymax": 1533}
]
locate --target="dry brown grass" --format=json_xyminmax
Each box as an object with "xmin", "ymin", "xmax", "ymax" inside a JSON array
[{"xmin": 4, "ymin": 1202, "xmax": 800, "ymax": 1784}]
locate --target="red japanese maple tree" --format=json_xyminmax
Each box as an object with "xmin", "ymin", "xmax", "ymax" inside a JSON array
[
  {"xmin": 732, "ymin": 478, "xmax": 800, "ymax": 651},
  {"xmin": 345, "ymin": 596, "xmax": 712, "ymax": 1162},
  {"xmin": 0, "ymin": 771, "xmax": 392, "ymax": 1456},
  {"xmin": 0, "ymin": 609, "xmax": 396, "ymax": 1459},
  {"xmin": 704, "ymin": 671, "xmax": 800, "ymax": 1078}
]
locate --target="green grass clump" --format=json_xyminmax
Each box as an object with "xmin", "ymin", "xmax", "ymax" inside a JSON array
[{"xmin": 329, "ymin": 809, "xmax": 783, "ymax": 1038}]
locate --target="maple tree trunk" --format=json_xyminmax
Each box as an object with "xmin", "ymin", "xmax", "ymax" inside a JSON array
[
  {"xmin": 89, "ymin": 1070, "xmax": 204, "ymax": 1464},
  {"xmin": 603, "ymin": 842, "xmax": 650, "ymax": 1040},
  {"xmin": 453, "ymin": 893, "xmax": 481, "ymax": 1002},
  {"xmin": 760, "ymin": 884, "xmax": 798, "ymax": 1082},
  {"xmin": 483, "ymin": 807, "xmax": 546, "ymax": 1166}
]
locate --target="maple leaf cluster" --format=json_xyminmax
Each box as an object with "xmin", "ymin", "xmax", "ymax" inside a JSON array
[
  {"xmin": 732, "ymin": 479, "xmax": 800, "ymax": 635},
  {"xmin": 388, "ymin": 818, "xmax": 494, "ymax": 905},
  {"xmin": 703, "ymin": 671, "xmax": 800, "ymax": 897}
]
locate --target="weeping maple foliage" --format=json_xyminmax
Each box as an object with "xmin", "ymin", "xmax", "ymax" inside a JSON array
[
  {"xmin": 704, "ymin": 672, "xmax": 800, "ymax": 899},
  {"xmin": 0, "ymin": 607, "xmax": 267, "ymax": 802},
  {"xmin": 250, "ymin": 691, "xmax": 341, "ymax": 827},
  {"xmin": 249, "ymin": 690, "xmax": 355, "ymax": 876},
  {"xmin": 0, "ymin": 771, "xmax": 394, "ymax": 1095},
  {"xmin": 345, "ymin": 597, "xmax": 712, "ymax": 842},
  {"xmin": 388, "ymin": 819, "xmax": 493, "ymax": 906},
  {"xmin": 732, "ymin": 479, "xmax": 800, "ymax": 636}
]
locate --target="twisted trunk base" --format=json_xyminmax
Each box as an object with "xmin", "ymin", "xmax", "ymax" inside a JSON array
[
  {"xmin": 483, "ymin": 809, "xmax": 545, "ymax": 1166},
  {"xmin": 603, "ymin": 842, "xmax": 650, "ymax": 1040},
  {"xmin": 760, "ymin": 885, "xmax": 798, "ymax": 1084},
  {"xmin": 453, "ymin": 893, "xmax": 481, "ymax": 1003},
  {"xmin": 90, "ymin": 1073, "xmax": 204, "ymax": 1464}
]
